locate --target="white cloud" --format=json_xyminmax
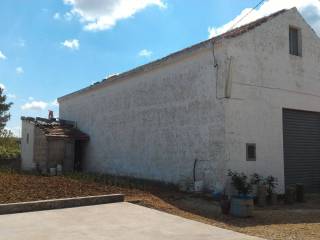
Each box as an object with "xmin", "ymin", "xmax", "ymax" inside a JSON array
[
  {"xmin": 20, "ymin": 98, "xmax": 58, "ymax": 111},
  {"xmin": 138, "ymin": 49, "xmax": 153, "ymax": 57},
  {"xmin": 53, "ymin": 12, "xmax": 61, "ymax": 20},
  {"xmin": 208, "ymin": 0, "xmax": 320, "ymax": 38},
  {"xmin": 16, "ymin": 67, "xmax": 24, "ymax": 74},
  {"xmin": 105, "ymin": 73, "xmax": 119, "ymax": 79},
  {"xmin": 61, "ymin": 39, "xmax": 80, "ymax": 50},
  {"xmin": 51, "ymin": 99, "xmax": 59, "ymax": 106},
  {"xmin": 0, "ymin": 84, "xmax": 14, "ymax": 99},
  {"xmin": 62, "ymin": 0, "xmax": 166, "ymax": 31},
  {"xmin": 7, "ymin": 93, "xmax": 16, "ymax": 99},
  {"xmin": 0, "ymin": 51, "xmax": 6, "ymax": 60},
  {"xmin": 64, "ymin": 12, "xmax": 74, "ymax": 21},
  {"xmin": 6, "ymin": 126, "xmax": 21, "ymax": 137},
  {"xmin": 21, "ymin": 101, "xmax": 48, "ymax": 111}
]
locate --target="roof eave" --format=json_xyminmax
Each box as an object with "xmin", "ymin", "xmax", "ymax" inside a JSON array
[
  {"xmin": 46, "ymin": 135, "xmax": 89, "ymax": 141},
  {"xmin": 58, "ymin": 8, "xmax": 290, "ymax": 103}
]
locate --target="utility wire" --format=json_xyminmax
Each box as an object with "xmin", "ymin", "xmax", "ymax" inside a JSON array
[{"xmin": 229, "ymin": 0, "xmax": 266, "ymax": 30}]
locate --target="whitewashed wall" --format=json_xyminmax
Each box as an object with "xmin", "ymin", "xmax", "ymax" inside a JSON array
[
  {"xmin": 59, "ymin": 8, "xmax": 320, "ymax": 193},
  {"xmin": 59, "ymin": 45, "xmax": 227, "ymax": 190},
  {"xmin": 225, "ymin": 8, "xmax": 320, "ymax": 193},
  {"xmin": 21, "ymin": 120, "xmax": 35, "ymax": 170}
]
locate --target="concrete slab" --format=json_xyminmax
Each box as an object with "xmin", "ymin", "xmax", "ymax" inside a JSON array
[{"xmin": 0, "ymin": 202, "xmax": 263, "ymax": 240}]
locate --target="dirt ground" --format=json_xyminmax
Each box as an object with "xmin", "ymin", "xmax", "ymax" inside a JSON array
[{"xmin": 0, "ymin": 171, "xmax": 319, "ymax": 240}]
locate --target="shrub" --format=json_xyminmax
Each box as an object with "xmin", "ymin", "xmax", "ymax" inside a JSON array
[
  {"xmin": 228, "ymin": 170, "xmax": 252, "ymax": 196},
  {"xmin": 0, "ymin": 130, "xmax": 20, "ymax": 159},
  {"xmin": 265, "ymin": 175, "xmax": 278, "ymax": 195},
  {"xmin": 250, "ymin": 173, "xmax": 265, "ymax": 185}
]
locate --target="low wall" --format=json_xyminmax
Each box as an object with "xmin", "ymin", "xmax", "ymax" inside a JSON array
[
  {"xmin": 0, "ymin": 194, "xmax": 124, "ymax": 215},
  {"xmin": 0, "ymin": 158, "xmax": 21, "ymax": 170}
]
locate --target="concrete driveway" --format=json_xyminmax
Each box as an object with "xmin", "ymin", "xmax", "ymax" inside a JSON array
[{"xmin": 0, "ymin": 202, "xmax": 263, "ymax": 240}]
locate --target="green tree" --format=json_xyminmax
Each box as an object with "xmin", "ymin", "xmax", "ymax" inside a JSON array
[{"xmin": 0, "ymin": 87, "xmax": 12, "ymax": 134}]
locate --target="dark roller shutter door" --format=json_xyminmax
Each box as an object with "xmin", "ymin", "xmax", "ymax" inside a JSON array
[{"xmin": 283, "ymin": 109, "xmax": 320, "ymax": 193}]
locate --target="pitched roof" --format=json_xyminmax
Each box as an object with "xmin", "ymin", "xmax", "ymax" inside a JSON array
[
  {"xmin": 40, "ymin": 124, "xmax": 89, "ymax": 140},
  {"xmin": 21, "ymin": 117, "xmax": 89, "ymax": 141},
  {"xmin": 58, "ymin": 8, "xmax": 291, "ymax": 102},
  {"xmin": 210, "ymin": 9, "xmax": 288, "ymax": 41}
]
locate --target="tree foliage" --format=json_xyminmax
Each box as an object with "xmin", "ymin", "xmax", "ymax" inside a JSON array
[
  {"xmin": 0, "ymin": 129, "xmax": 20, "ymax": 159},
  {"xmin": 0, "ymin": 87, "xmax": 12, "ymax": 133},
  {"xmin": 0, "ymin": 88, "xmax": 18, "ymax": 159}
]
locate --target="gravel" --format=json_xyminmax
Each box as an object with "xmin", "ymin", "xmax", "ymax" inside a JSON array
[{"xmin": 0, "ymin": 171, "xmax": 319, "ymax": 240}]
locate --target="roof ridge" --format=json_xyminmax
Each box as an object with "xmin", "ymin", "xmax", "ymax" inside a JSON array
[
  {"xmin": 210, "ymin": 8, "xmax": 289, "ymax": 42},
  {"xmin": 59, "ymin": 8, "xmax": 291, "ymax": 101}
]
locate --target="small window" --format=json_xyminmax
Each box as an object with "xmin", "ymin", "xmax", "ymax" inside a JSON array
[
  {"xmin": 289, "ymin": 27, "xmax": 302, "ymax": 56},
  {"xmin": 26, "ymin": 133, "xmax": 29, "ymax": 144},
  {"xmin": 246, "ymin": 143, "xmax": 256, "ymax": 161}
]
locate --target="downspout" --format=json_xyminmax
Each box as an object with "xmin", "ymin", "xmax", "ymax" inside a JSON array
[
  {"xmin": 210, "ymin": 40, "xmax": 222, "ymax": 100},
  {"xmin": 210, "ymin": 39, "xmax": 233, "ymax": 99}
]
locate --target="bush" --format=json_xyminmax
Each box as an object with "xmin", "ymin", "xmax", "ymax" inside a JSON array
[
  {"xmin": 228, "ymin": 170, "xmax": 252, "ymax": 196},
  {"xmin": 265, "ymin": 175, "xmax": 278, "ymax": 195},
  {"xmin": 250, "ymin": 173, "xmax": 265, "ymax": 185},
  {"xmin": 0, "ymin": 130, "xmax": 20, "ymax": 159}
]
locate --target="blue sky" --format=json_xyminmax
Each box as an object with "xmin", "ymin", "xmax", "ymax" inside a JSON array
[{"xmin": 1, "ymin": 0, "xmax": 320, "ymax": 136}]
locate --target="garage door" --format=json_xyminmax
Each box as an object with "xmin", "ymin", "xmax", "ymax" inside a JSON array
[{"xmin": 283, "ymin": 109, "xmax": 320, "ymax": 193}]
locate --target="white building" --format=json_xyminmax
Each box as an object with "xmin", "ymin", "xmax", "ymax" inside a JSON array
[
  {"xmin": 58, "ymin": 8, "xmax": 320, "ymax": 193},
  {"xmin": 21, "ymin": 117, "xmax": 89, "ymax": 172}
]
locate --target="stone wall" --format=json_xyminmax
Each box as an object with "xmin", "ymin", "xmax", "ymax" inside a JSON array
[
  {"xmin": 33, "ymin": 127, "xmax": 48, "ymax": 171},
  {"xmin": 47, "ymin": 139, "xmax": 74, "ymax": 171}
]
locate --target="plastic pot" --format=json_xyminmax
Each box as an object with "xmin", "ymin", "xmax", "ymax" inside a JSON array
[
  {"xmin": 257, "ymin": 184, "xmax": 267, "ymax": 207},
  {"xmin": 285, "ymin": 186, "xmax": 296, "ymax": 204},
  {"xmin": 296, "ymin": 184, "xmax": 305, "ymax": 203},
  {"xmin": 220, "ymin": 197, "xmax": 231, "ymax": 215},
  {"xmin": 230, "ymin": 196, "xmax": 254, "ymax": 217},
  {"xmin": 268, "ymin": 193, "xmax": 278, "ymax": 205}
]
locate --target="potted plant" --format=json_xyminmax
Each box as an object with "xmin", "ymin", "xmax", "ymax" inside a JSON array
[
  {"xmin": 250, "ymin": 173, "xmax": 263, "ymax": 193},
  {"xmin": 266, "ymin": 175, "xmax": 278, "ymax": 205},
  {"xmin": 285, "ymin": 186, "xmax": 296, "ymax": 204},
  {"xmin": 228, "ymin": 170, "xmax": 254, "ymax": 217},
  {"xmin": 250, "ymin": 173, "xmax": 267, "ymax": 207},
  {"xmin": 220, "ymin": 190, "xmax": 231, "ymax": 215}
]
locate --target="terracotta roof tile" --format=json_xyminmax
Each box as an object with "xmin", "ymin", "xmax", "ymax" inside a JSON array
[
  {"xmin": 40, "ymin": 124, "xmax": 89, "ymax": 140},
  {"xmin": 21, "ymin": 117, "xmax": 89, "ymax": 140}
]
